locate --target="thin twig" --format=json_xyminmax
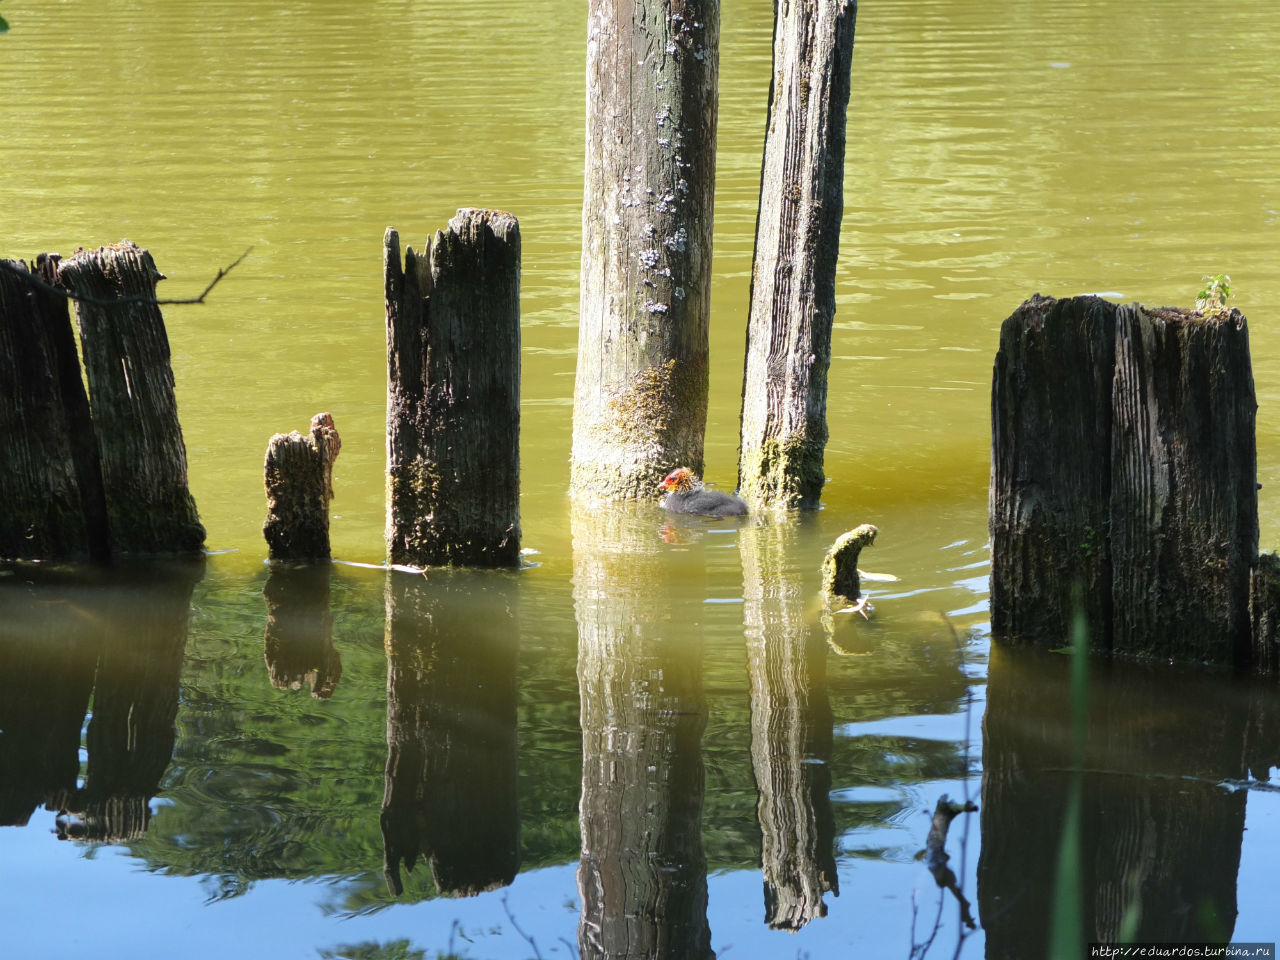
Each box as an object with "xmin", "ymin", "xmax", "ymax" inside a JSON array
[
  {"xmin": 0, "ymin": 246, "xmax": 252, "ymax": 307},
  {"xmin": 501, "ymin": 892, "xmax": 543, "ymax": 960}
]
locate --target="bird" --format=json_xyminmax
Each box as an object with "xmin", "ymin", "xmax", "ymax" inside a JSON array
[{"xmin": 658, "ymin": 467, "xmax": 749, "ymax": 517}]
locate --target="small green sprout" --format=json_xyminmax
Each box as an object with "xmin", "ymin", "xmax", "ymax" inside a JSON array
[{"xmin": 1196, "ymin": 274, "xmax": 1231, "ymax": 317}]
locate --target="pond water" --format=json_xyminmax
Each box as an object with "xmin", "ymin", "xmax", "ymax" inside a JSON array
[{"xmin": 3, "ymin": 1, "xmax": 1280, "ymax": 958}]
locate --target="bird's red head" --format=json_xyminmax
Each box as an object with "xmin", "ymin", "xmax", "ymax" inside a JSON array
[{"xmin": 659, "ymin": 467, "xmax": 697, "ymax": 493}]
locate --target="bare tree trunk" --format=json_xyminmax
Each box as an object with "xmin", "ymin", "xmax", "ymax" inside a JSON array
[
  {"xmin": 263, "ymin": 413, "xmax": 341, "ymax": 562},
  {"xmin": 57, "ymin": 242, "xmax": 205, "ymax": 557},
  {"xmin": 571, "ymin": 1, "xmax": 719, "ymax": 502},
  {"xmin": 990, "ymin": 295, "xmax": 1257, "ymax": 666},
  {"xmin": 737, "ymin": 0, "xmax": 857, "ymax": 509},
  {"xmin": 384, "ymin": 211, "xmax": 521, "ymax": 567},
  {"xmin": 0, "ymin": 255, "xmax": 108, "ymax": 561}
]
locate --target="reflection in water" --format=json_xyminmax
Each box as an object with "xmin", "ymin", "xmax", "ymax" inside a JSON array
[
  {"xmin": 0, "ymin": 561, "xmax": 201, "ymax": 841},
  {"xmin": 979, "ymin": 646, "xmax": 1252, "ymax": 956},
  {"xmin": 572, "ymin": 504, "xmax": 715, "ymax": 960},
  {"xmin": 263, "ymin": 562, "xmax": 342, "ymax": 698},
  {"xmin": 740, "ymin": 521, "xmax": 838, "ymax": 930},
  {"xmin": 381, "ymin": 571, "xmax": 520, "ymax": 897}
]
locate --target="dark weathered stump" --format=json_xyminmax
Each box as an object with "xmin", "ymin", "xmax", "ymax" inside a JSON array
[
  {"xmin": 263, "ymin": 563, "xmax": 341, "ymax": 698},
  {"xmin": 57, "ymin": 242, "xmax": 205, "ymax": 557},
  {"xmin": 1249, "ymin": 553, "xmax": 1280, "ymax": 678},
  {"xmin": 384, "ymin": 211, "xmax": 521, "ymax": 567},
  {"xmin": 570, "ymin": 2, "xmax": 719, "ymax": 502},
  {"xmin": 738, "ymin": 0, "xmax": 858, "ymax": 509},
  {"xmin": 263, "ymin": 413, "xmax": 341, "ymax": 562},
  {"xmin": 0, "ymin": 255, "xmax": 108, "ymax": 561},
  {"xmin": 741, "ymin": 522, "xmax": 838, "ymax": 931},
  {"xmin": 381, "ymin": 572, "xmax": 519, "ymax": 896},
  {"xmin": 572, "ymin": 505, "xmax": 714, "ymax": 959},
  {"xmin": 990, "ymin": 294, "xmax": 1257, "ymax": 665},
  {"xmin": 821, "ymin": 523, "xmax": 877, "ymax": 605}
]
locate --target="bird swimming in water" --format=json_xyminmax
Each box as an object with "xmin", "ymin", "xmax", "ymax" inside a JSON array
[{"xmin": 658, "ymin": 467, "xmax": 749, "ymax": 517}]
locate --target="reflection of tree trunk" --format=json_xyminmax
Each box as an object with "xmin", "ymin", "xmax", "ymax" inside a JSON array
[
  {"xmin": 381, "ymin": 571, "xmax": 520, "ymax": 897},
  {"xmin": 70, "ymin": 560, "xmax": 203, "ymax": 841},
  {"xmin": 979, "ymin": 645, "xmax": 1246, "ymax": 958},
  {"xmin": 0, "ymin": 571, "xmax": 101, "ymax": 824},
  {"xmin": 573, "ymin": 505, "xmax": 715, "ymax": 960},
  {"xmin": 740, "ymin": 521, "xmax": 838, "ymax": 931},
  {"xmin": 263, "ymin": 563, "xmax": 341, "ymax": 698}
]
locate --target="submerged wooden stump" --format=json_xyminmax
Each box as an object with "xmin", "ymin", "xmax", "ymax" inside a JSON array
[
  {"xmin": 990, "ymin": 294, "xmax": 1258, "ymax": 665},
  {"xmin": 737, "ymin": 0, "xmax": 858, "ymax": 509},
  {"xmin": 384, "ymin": 211, "xmax": 521, "ymax": 567},
  {"xmin": 821, "ymin": 523, "xmax": 877, "ymax": 605},
  {"xmin": 0, "ymin": 255, "xmax": 108, "ymax": 561},
  {"xmin": 57, "ymin": 242, "xmax": 205, "ymax": 557},
  {"xmin": 263, "ymin": 413, "xmax": 341, "ymax": 562}
]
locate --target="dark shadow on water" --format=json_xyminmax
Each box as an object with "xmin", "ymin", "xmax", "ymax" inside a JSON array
[{"xmin": 262, "ymin": 562, "xmax": 342, "ymax": 699}]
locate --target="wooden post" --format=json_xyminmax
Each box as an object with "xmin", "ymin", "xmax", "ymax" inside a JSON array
[
  {"xmin": 56, "ymin": 242, "xmax": 205, "ymax": 558},
  {"xmin": 263, "ymin": 413, "xmax": 341, "ymax": 562},
  {"xmin": 990, "ymin": 295, "xmax": 1257, "ymax": 666},
  {"xmin": 737, "ymin": 0, "xmax": 858, "ymax": 509},
  {"xmin": 821, "ymin": 523, "xmax": 877, "ymax": 605},
  {"xmin": 0, "ymin": 255, "xmax": 108, "ymax": 561},
  {"xmin": 570, "ymin": 1, "xmax": 719, "ymax": 502},
  {"xmin": 384, "ymin": 211, "xmax": 521, "ymax": 567},
  {"xmin": 741, "ymin": 522, "xmax": 838, "ymax": 931}
]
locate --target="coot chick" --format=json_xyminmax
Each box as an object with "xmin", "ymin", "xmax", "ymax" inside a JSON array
[{"xmin": 659, "ymin": 467, "xmax": 749, "ymax": 517}]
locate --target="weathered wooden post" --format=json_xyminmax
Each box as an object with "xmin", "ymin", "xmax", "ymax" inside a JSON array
[
  {"xmin": 57, "ymin": 242, "xmax": 205, "ymax": 557},
  {"xmin": 384, "ymin": 211, "xmax": 521, "ymax": 567},
  {"xmin": 990, "ymin": 295, "xmax": 1258, "ymax": 665},
  {"xmin": 0, "ymin": 255, "xmax": 108, "ymax": 561},
  {"xmin": 821, "ymin": 523, "xmax": 877, "ymax": 607},
  {"xmin": 737, "ymin": 0, "xmax": 858, "ymax": 509},
  {"xmin": 570, "ymin": 1, "xmax": 720, "ymax": 501},
  {"xmin": 263, "ymin": 413, "xmax": 341, "ymax": 562}
]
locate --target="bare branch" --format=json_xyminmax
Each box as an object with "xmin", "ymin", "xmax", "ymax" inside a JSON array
[{"xmin": 0, "ymin": 247, "xmax": 252, "ymax": 308}]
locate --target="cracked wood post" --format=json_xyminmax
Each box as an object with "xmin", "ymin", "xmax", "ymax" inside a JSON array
[
  {"xmin": 570, "ymin": 1, "xmax": 719, "ymax": 502},
  {"xmin": 990, "ymin": 294, "xmax": 1258, "ymax": 666},
  {"xmin": 384, "ymin": 210, "xmax": 521, "ymax": 567},
  {"xmin": 737, "ymin": 0, "xmax": 858, "ymax": 509},
  {"xmin": 56, "ymin": 242, "xmax": 205, "ymax": 557},
  {"xmin": 0, "ymin": 254, "xmax": 108, "ymax": 561},
  {"xmin": 263, "ymin": 413, "xmax": 341, "ymax": 562}
]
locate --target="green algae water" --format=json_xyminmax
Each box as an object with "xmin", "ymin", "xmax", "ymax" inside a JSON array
[{"xmin": 2, "ymin": 1, "xmax": 1280, "ymax": 957}]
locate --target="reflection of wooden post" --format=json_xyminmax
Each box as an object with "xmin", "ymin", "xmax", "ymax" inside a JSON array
[
  {"xmin": 263, "ymin": 563, "xmax": 341, "ymax": 698},
  {"xmin": 741, "ymin": 522, "xmax": 838, "ymax": 931},
  {"xmin": 570, "ymin": 3, "xmax": 719, "ymax": 502},
  {"xmin": 0, "ymin": 569, "xmax": 101, "ymax": 825},
  {"xmin": 57, "ymin": 242, "xmax": 205, "ymax": 557},
  {"xmin": 572, "ymin": 505, "xmax": 715, "ymax": 959},
  {"xmin": 384, "ymin": 211, "xmax": 521, "ymax": 567},
  {"xmin": 738, "ymin": 0, "xmax": 858, "ymax": 509},
  {"xmin": 991, "ymin": 295, "xmax": 1258, "ymax": 665},
  {"xmin": 263, "ymin": 413, "xmax": 341, "ymax": 562},
  {"xmin": 68, "ymin": 560, "xmax": 203, "ymax": 841},
  {"xmin": 0, "ymin": 255, "xmax": 108, "ymax": 561},
  {"xmin": 381, "ymin": 571, "xmax": 519, "ymax": 896},
  {"xmin": 978, "ymin": 645, "xmax": 1246, "ymax": 957}
]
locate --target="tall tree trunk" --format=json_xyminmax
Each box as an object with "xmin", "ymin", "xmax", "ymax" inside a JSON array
[
  {"xmin": 0, "ymin": 255, "xmax": 108, "ymax": 561},
  {"xmin": 57, "ymin": 242, "xmax": 205, "ymax": 558},
  {"xmin": 384, "ymin": 211, "xmax": 521, "ymax": 567},
  {"xmin": 738, "ymin": 0, "xmax": 857, "ymax": 509},
  {"xmin": 571, "ymin": 1, "xmax": 719, "ymax": 502}
]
